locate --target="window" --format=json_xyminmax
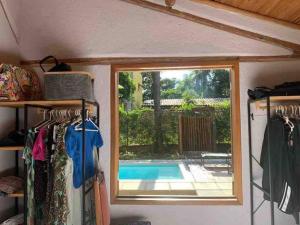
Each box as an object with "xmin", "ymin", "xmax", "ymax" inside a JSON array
[{"xmin": 111, "ymin": 61, "xmax": 242, "ymax": 204}]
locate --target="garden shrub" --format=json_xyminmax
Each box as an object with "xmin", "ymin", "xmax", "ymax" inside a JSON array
[{"xmin": 119, "ymin": 100, "xmax": 231, "ymax": 147}]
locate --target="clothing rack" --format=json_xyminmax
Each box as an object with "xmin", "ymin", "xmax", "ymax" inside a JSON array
[
  {"xmin": 248, "ymin": 96, "xmax": 300, "ymax": 225},
  {"xmin": 0, "ymin": 99, "xmax": 99, "ymax": 225}
]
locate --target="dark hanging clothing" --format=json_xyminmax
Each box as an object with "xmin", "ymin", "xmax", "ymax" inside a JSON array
[{"xmin": 260, "ymin": 117, "xmax": 300, "ymax": 214}]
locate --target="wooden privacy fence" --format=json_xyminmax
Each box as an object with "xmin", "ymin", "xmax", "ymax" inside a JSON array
[{"xmin": 179, "ymin": 109, "xmax": 216, "ymax": 153}]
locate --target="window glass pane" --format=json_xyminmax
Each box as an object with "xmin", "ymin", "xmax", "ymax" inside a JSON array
[{"xmin": 118, "ymin": 69, "xmax": 233, "ymax": 197}]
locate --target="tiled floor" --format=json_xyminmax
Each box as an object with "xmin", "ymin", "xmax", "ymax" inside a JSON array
[{"xmin": 119, "ymin": 161, "xmax": 233, "ymax": 197}]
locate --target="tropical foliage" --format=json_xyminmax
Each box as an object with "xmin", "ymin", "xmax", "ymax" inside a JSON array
[{"xmin": 119, "ymin": 69, "xmax": 231, "ymax": 159}]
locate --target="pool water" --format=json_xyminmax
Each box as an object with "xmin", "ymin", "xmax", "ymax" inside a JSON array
[{"xmin": 119, "ymin": 163, "xmax": 183, "ymax": 180}]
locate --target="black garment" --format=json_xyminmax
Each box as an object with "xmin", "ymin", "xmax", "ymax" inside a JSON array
[
  {"xmin": 0, "ymin": 130, "xmax": 25, "ymax": 146},
  {"xmin": 260, "ymin": 117, "xmax": 300, "ymax": 214},
  {"xmin": 34, "ymin": 160, "xmax": 47, "ymax": 204},
  {"xmin": 248, "ymin": 81, "xmax": 300, "ymax": 100},
  {"xmin": 44, "ymin": 124, "xmax": 55, "ymax": 219},
  {"xmin": 34, "ymin": 160, "xmax": 47, "ymax": 222}
]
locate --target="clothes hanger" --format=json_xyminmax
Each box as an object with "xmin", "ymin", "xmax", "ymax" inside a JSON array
[
  {"xmin": 47, "ymin": 109, "xmax": 60, "ymax": 127},
  {"xmin": 282, "ymin": 105, "xmax": 294, "ymax": 133},
  {"xmin": 71, "ymin": 109, "xmax": 82, "ymax": 126},
  {"xmin": 33, "ymin": 109, "xmax": 52, "ymax": 132},
  {"xmin": 33, "ymin": 110, "xmax": 49, "ymax": 128},
  {"xmin": 289, "ymin": 105, "xmax": 294, "ymax": 118},
  {"xmin": 75, "ymin": 110, "xmax": 99, "ymax": 132}
]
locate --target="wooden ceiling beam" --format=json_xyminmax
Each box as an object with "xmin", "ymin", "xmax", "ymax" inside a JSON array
[
  {"xmin": 190, "ymin": 0, "xmax": 300, "ymax": 31},
  {"xmin": 20, "ymin": 55, "xmax": 300, "ymax": 67},
  {"xmin": 165, "ymin": 0, "xmax": 176, "ymax": 8},
  {"xmin": 120, "ymin": 0, "xmax": 300, "ymax": 54}
]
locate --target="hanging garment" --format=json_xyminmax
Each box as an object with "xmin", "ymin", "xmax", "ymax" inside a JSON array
[
  {"xmin": 23, "ymin": 110, "xmax": 103, "ymax": 225},
  {"xmin": 94, "ymin": 150, "xmax": 110, "ymax": 225},
  {"xmin": 47, "ymin": 124, "xmax": 69, "ymax": 225},
  {"xmin": 31, "ymin": 128, "xmax": 49, "ymax": 224},
  {"xmin": 65, "ymin": 120, "xmax": 103, "ymax": 188},
  {"xmin": 34, "ymin": 160, "xmax": 48, "ymax": 223},
  {"xmin": 66, "ymin": 155, "xmax": 95, "ymax": 225},
  {"xmin": 32, "ymin": 127, "xmax": 47, "ymax": 161},
  {"xmin": 23, "ymin": 129, "xmax": 36, "ymax": 224},
  {"xmin": 44, "ymin": 125, "xmax": 54, "ymax": 216},
  {"xmin": 66, "ymin": 154, "xmax": 78, "ymax": 225},
  {"xmin": 94, "ymin": 173, "xmax": 110, "ymax": 225},
  {"xmin": 260, "ymin": 117, "xmax": 300, "ymax": 214}
]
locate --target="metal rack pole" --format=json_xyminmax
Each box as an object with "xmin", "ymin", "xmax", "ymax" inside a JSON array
[
  {"xmin": 24, "ymin": 105, "xmax": 28, "ymax": 225},
  {"xmin": 248, "ymin": 97, "xmax": 275, "ymax": 225},
  {"xmin": 14, "ymin": 108, "xmax": 19, "ymax": 215},
  {"xmin": 247, "ymin": 99, "xmax": 254, "ymax": 225},
  {"xmin": 266, "ymin": 97, "xmax": 275, "ymax": 225},
  {"xmin": 96, "ymin": 102, "xmax": 100, "ymax": 156},
  {"xmin": 82, "ymin": 99, "xmax": 86, "ymax": 225}
]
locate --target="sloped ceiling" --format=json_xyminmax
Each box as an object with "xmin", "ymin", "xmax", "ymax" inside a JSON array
[
  {"xmin": 212, "ymin": 0, "xmax": 300, "ymax": 25},
  {"xmin": 0, "ymin": 2, "xmax": 19, "ymax": 63},
  {"xmin": 4, "ymin": 0, "xmax": 299, "ymax": 60},
  {"xmin": 172, "ymin": 0, "xmax": 300, "ymax": 45}
]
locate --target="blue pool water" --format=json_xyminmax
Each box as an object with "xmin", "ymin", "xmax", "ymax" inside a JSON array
[{"xmin": 119, "ymin": 163, "xmax": 183, "ymax": 180}]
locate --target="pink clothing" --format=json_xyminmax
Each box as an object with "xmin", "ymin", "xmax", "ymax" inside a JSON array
[
  {"xmin": 95, "ymin": 173, "xmax": 110, "ymax": 225},
  {"xmin": 100, "ymin": 176, "xmax": 110, "ymax": 225},
  {"xmin": 32, "ymin": 127, "xmax": 47, "ymax": 161}
]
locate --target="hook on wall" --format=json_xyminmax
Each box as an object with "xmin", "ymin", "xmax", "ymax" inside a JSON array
[{"xmin": 165, "ymin": 0, "xmax": 176, "ymax": 8}]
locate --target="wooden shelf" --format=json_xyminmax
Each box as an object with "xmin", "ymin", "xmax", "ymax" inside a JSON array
[
  {"xmin": 254, "ymin": 96, "xmax": 300, "ymax": 109},
  {"xmin": 0, "ymin": 146, "xmax": 23, "ymax": 151},
  {"xmin": 7, "ymin": 191, "xmax": 24, "ymax": 198},
  {"xmin": 0, "ymin": 100, "xmax": 96, "ymax": 108}
]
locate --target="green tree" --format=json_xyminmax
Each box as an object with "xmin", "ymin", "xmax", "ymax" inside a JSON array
[
  {"xmin": 160, "ymin": 78, "xmax": 181, "ymax": 99},
  {"xmin": 176, "ymin": 73, "xmax": 195, "ymax": 98},
  {"xmin": 141, "ymin": 72, "xmax": 153, "ymax": 100},
  {"xmin": 208, "ymin": 69, "xmax": 230, "ymax": 98},
  {"xmin": 160, "ymin": 78, "xmax": 176, "ymax": 91},
  {"xmin": 161, "ymin": 89, "xmax": 181, "ymax": 99},
  {"xmin": 192, "ymin": 70, "xmax": 211, "ymax": 98},
  {"xmin": 152, "ymin": 72, "xmax": 163, "ymax": 153},
  {"xmin": 119, "ymin": 72, "xmax": 136, "ymax": 103}
]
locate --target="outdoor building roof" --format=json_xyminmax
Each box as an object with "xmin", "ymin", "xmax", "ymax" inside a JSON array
[{"xmin": 143, "ymin": 98, "xmax": 229, "ymax": 106}]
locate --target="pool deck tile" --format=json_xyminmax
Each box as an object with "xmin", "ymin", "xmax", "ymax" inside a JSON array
[
  {"xmin": 169, "ymin": 182, "xmax": 194, "ymax": 190},
  {"xmin": 119, "ymin": 161, "xmax": 234, "ymax": 197}
]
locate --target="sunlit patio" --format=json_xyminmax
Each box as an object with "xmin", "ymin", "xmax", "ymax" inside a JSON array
[{"xmin": 119, "ymin": 160, "xmax": 233, "ymax": 197}]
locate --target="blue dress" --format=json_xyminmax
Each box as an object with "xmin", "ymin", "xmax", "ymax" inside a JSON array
[{"xmin": 65, "ymin": 121, "xmax": 103, "ymax": 188}]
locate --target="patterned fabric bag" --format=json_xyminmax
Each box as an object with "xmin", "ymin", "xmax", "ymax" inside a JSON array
[{"xmin": 0, "ymin": 64, "xmax": 42, "ymax": 101}]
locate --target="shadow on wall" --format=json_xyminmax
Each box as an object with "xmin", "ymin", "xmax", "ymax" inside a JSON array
[
  {"xmin": 22, "ymin": 40, "xmax": 84, "ymax": 66},
  {"xmin": 251, "ymin": 67, "xmax": 300, "ymax": 88},
  {"xmin": 111, "ymin": 216, "xmax": 149, "ymax": 225},
  {"xmin": 0, "ymin": 51, "xmax": 20, "ymax": 64},
  {"xmin": 0, "ymin": 198, "xmax": 15, "ymax": 222}
]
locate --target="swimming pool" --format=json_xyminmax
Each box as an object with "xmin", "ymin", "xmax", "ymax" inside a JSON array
[{"xmin": 119, "ymin": 163, "xmax": 183, "ymax": 180}]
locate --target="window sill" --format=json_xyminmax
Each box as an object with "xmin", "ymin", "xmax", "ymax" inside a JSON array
[{"xmin": 111, "ymin": 196, "xmax": 243, "ymax": 205}]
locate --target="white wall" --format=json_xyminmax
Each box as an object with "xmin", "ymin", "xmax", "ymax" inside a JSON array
[
  {"xmin": 240, "ymin": 61, "xmax": 300, "ymax": 225},
  {"xmin": 16, "ymin": 0, "xmax": 292, "ymax": 59},
  {"xmin": 2, "ymin": 0, "xmax": 300, "ymax": 224},
  {"xmin": 0, "ymin": 2, "xmax": 20, "ymax": 222},
  {"xmin": 68, "ymin": 61, "xmax": 300, "ymax": 225}
]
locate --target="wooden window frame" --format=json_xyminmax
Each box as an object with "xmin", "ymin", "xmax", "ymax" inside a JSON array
[{"xmin": 111, "ymin": 61, "xmax": 242, "ymax": 205}]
